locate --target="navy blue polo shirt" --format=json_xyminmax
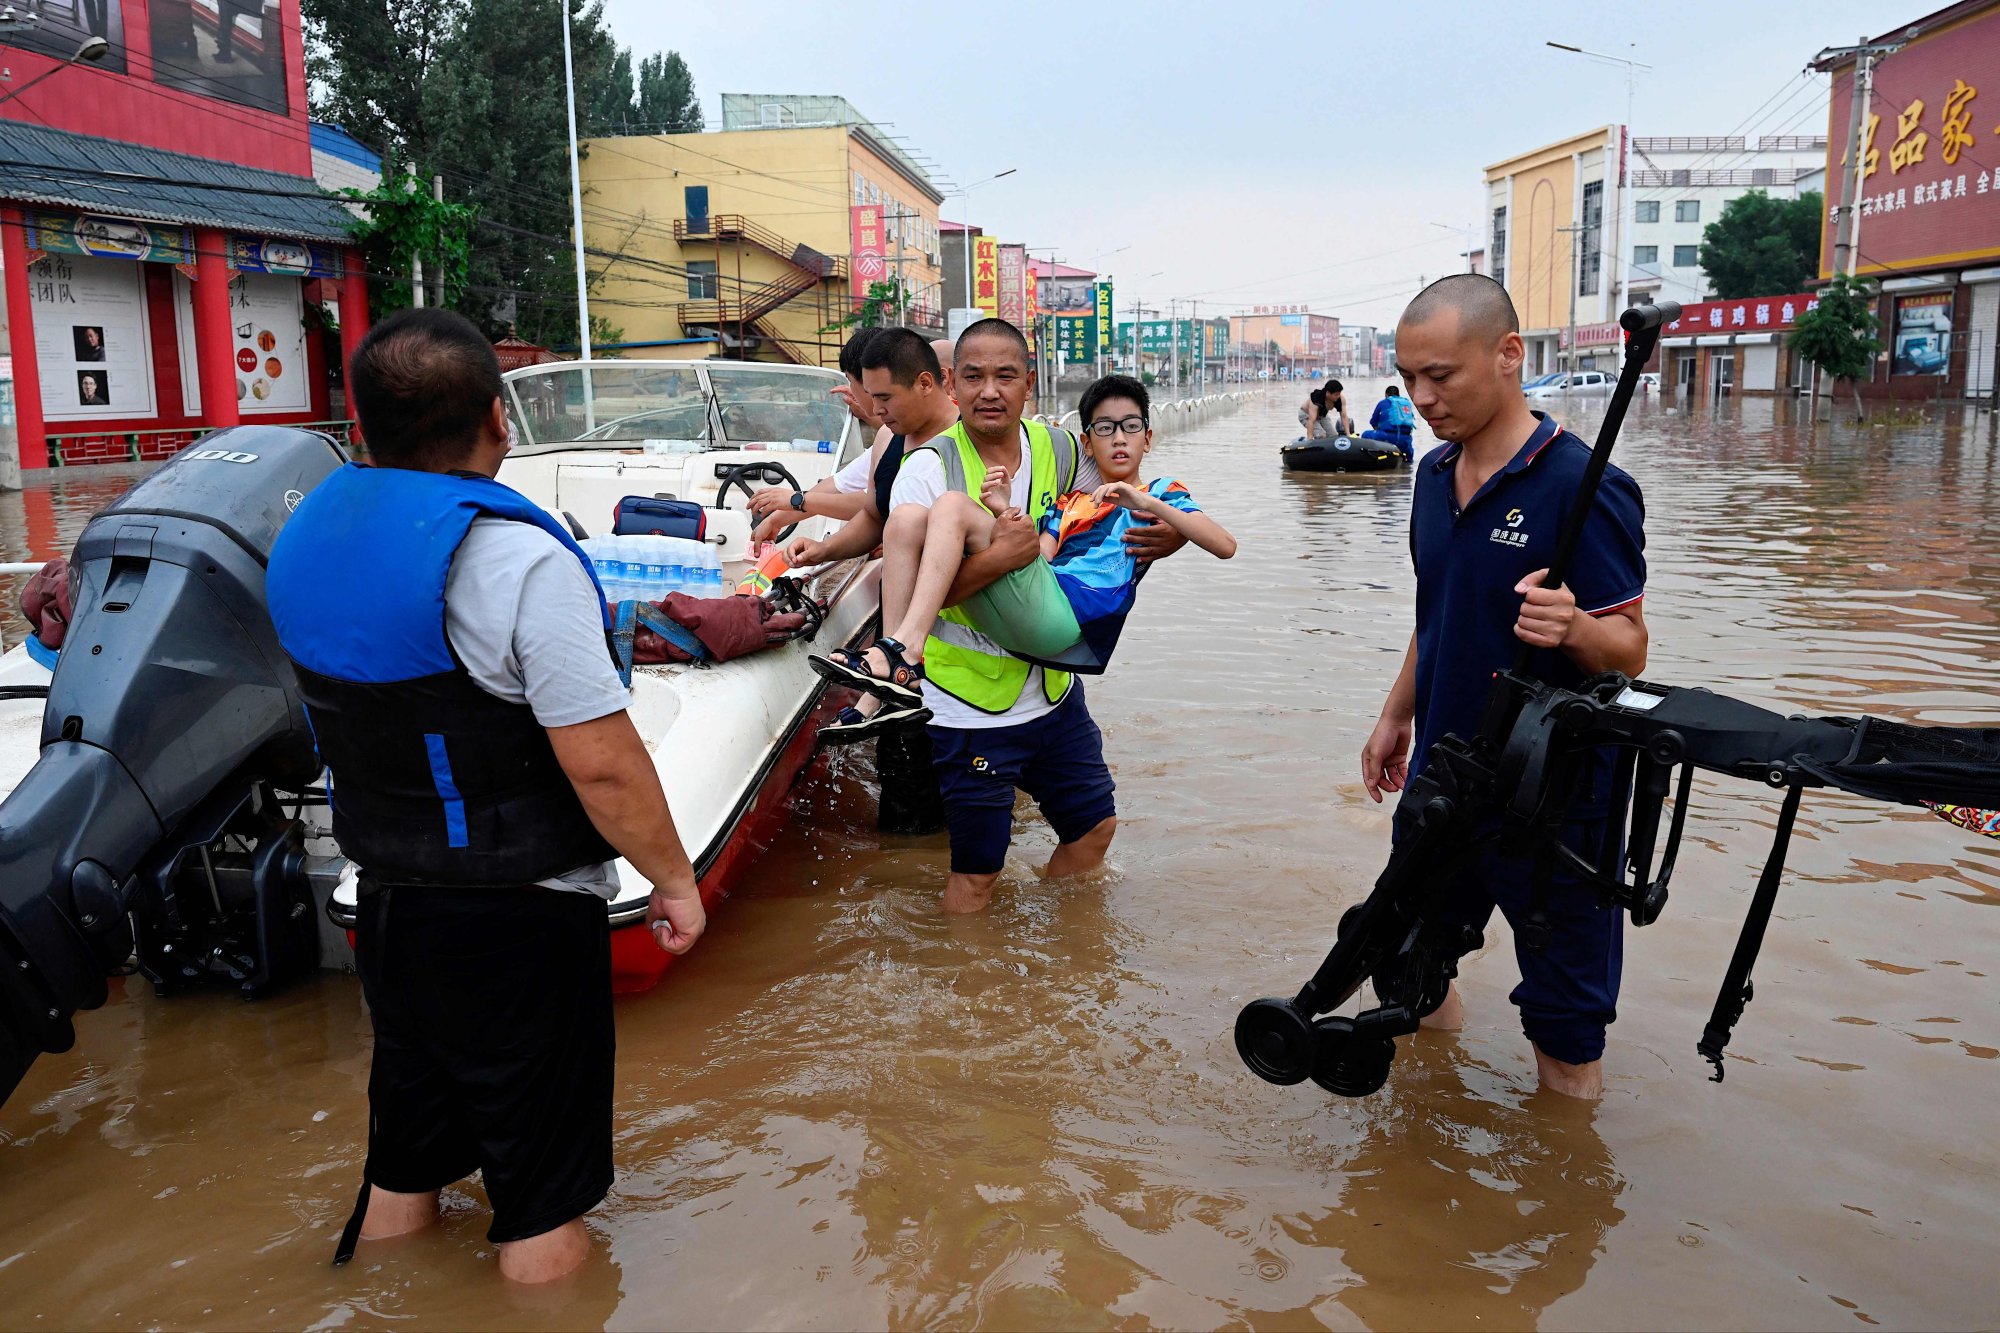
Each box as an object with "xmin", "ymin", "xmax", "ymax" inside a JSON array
[{"xmin": 1408, "ymin": 412, "xmax": 1646, "ymax": 794}]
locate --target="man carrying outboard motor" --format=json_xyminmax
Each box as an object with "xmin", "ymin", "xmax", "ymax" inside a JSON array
[{"xmin": 265, "ymin": 309, "xmax": 707, "ymax": 1282}]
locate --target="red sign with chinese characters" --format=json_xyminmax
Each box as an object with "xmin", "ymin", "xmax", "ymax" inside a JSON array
[
  {"xmin": 850, "ymin": 205, "xmax": 885, "ymax": 301},
  {"xmin": 1820, "ymin": 5, "xmax": 2000, "ymax": 278},
  {"xmin": 1661, "ymin": 293, "xmax": 1819, "ymax": 337}
]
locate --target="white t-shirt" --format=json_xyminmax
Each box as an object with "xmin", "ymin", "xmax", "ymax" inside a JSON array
[
  {"xmin": 833, "ymin": 448, "xmax": 874, "ymax": 494},
  {"xmin": 442, "ymin": 518, "xmax": 632, "ymax": 898},
  {"xmin": 888, "ymin": 427, "xmax": 1100, "ymax": 731}
]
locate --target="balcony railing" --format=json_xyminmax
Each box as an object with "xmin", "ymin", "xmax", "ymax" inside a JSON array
[
  {"xmin": 673, "ymin": 213, "xmax": 844, "ymax": 280},
  {"xmin": 1631, "ymin": 168, "xmax": 1819, "ymax": 189}
]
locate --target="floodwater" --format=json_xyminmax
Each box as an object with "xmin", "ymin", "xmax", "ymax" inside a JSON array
[{"xmin": 2, "ymin": 392, "xmax": 1998, "ymax": 1330}]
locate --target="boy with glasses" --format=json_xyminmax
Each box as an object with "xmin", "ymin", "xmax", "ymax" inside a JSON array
[{"xmin": 813, "ymin": 372, "xmax": 1234, "ymax": 732}]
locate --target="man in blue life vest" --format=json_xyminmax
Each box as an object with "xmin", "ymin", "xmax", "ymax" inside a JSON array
[
  {"xmin": 265, "ymin": 309, "xmax": 706, "ymax": 1282},
  {"xmin": 1361, "ymin": 384, "xmax": 1417, "ymax": 458},
  {"xmin": 879, "ymin": 319, "xmax": 1187, "ymax": 912},
  {"xmin": 1360, "ymin": 275, "xmax": 1647, "ymax": 1100}
]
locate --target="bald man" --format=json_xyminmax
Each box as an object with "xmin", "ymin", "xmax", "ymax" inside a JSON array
[{"xmin": 1360, "ymin": 274, "xmax": 1648, "ymax": 1101}]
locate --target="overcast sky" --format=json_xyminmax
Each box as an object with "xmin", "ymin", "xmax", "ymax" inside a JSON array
[{"xmin": 601, "ymin": 0, "xmax": 1894, "ymax": 327}]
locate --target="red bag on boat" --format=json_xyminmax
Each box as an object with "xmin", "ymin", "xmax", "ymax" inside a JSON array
[
  {"xmin": 632, "ymin": 592, "xmax": 809, "ymax": 665},
  {"xmin": 21, "ymin": 557, "xmax": 72, "ymax": 649}
]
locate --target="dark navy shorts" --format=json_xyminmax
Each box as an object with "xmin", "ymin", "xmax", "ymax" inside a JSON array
[
  {"xmin": 1434, "ymin": 818, "xmax": 1625, "ymax": 1066},
  {"xmin": 927, "ymin": 687, "xmax": 1117, "ymax": 876}
]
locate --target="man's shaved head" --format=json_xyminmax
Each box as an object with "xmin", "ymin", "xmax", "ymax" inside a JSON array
[
  {"xmin": 1393, "ymin": 274, "xmax": 1530, "ymax": 448},
  {"xmin": 1400, "ymin": 273, "xmax": 1520, "ymax": 343},
  {"xmin": 930, "ymin": 338, "xmax": 955, "ymax": 372}
]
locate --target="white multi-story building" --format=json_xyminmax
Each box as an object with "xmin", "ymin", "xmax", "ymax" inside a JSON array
[{"xmin": 1622, "ymin": 135, "xmax": 1827, "ymax": 307}]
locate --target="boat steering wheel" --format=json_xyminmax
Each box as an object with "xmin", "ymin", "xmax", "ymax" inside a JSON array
[{"xmin": 712, "ymin": 460, "xmax": 808, "ymax": 543}]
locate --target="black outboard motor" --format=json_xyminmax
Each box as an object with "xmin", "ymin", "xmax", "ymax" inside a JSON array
[{"xmin": 0, "ymin": 426, "xmax": 346, "ymax": 1105}]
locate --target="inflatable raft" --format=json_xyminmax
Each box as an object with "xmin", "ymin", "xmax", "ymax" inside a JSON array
[{"xmin": 1280, "ymin": 435, "xmax": 1408, "ymax": 473}]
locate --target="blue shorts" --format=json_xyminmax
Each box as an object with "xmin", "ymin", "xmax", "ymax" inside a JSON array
[
  {"xmin": 927, "ymin": 687, "xmax": 1117, "ymax": 876},
  {"xmin": 1434, "ymin": 817, "xmax": 1625, "ymax": 1065}
]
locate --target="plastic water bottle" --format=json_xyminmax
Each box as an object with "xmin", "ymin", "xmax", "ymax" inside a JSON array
[{"xmin": 699, "ymin": 543, "xmax": 723, "ymax": 592}]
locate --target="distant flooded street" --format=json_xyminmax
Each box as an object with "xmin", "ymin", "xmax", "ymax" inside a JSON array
[{"xmin": 2, "ymin": 392, "xmax": 1997, "ymax": 1330}]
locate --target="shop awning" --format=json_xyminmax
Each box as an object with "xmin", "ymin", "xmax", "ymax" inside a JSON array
[{"xmin": 0, "ymin": 121, "xmax": 355, "ymax": 244}]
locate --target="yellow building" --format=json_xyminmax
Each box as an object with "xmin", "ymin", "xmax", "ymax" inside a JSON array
[
  {"xmin": 581, "ymin": 94, "xmax": 945, "ymax": 366},
  {"xmin": 1484, "ymin": 126, "xmax": 1626, "ymax": 376}
]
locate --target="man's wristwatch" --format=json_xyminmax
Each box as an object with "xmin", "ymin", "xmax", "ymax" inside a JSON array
[{"xmin": 788, "ymin": 491, "xmax": 807, "ymax": 512}]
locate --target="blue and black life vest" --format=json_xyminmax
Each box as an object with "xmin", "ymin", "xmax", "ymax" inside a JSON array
[{"xmin": 266, "ymin": 464, "xmax": 618, "ymax": 887}]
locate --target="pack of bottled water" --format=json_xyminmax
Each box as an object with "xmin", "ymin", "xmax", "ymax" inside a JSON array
[{"xmin": 579, "ymin": 535, "xmax": 724, "ymax": 603}]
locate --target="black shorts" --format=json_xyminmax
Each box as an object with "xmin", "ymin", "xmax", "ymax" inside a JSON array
[{"xmin": 353, "ymin": 880, "xmax": 614, "ymax": 1244}]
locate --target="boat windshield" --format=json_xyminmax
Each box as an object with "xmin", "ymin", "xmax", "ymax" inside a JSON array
[
  {"xmin": 502, "ymin": 360, "xmax": 850, "ymax": 453},
  {"xmin": 705, "ymin": 363, "xmax": 849, "ymax": 446}
]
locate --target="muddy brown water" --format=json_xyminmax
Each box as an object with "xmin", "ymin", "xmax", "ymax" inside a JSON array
[{"xmin": 1, "ymin": 394, "xmax": 1997, "ymax": 1330}]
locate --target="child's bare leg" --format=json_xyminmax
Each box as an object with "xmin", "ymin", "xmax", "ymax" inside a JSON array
[
  {"xmin": 888, "ymin": 491, "xmax": 996, "ymax": 655},
  {"xmin": 878, "ymin": 503, "xmax": 930, "ymax": 636}
]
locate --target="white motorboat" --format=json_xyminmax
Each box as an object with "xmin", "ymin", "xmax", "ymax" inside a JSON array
[{"xmin": 0, "ymin": 358, "xmax": 880, "ymax": 1104}]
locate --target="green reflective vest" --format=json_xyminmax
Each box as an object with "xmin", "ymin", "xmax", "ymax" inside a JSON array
[{"xmin": 919, "ymin": 418, "xmax": 1081, "ymax": 715}]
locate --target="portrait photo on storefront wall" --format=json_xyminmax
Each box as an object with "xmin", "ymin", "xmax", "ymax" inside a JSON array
[
  {"xmin": 76, "ymin": 372, "xmax": 112, "ymax": 408},
  {"xmin": 147, "ymin": 0, "xmax": 289, "ymax": 116},
  {"xmin": 73, "ymin": 326, "xmax": 107, "ymax": 362}
]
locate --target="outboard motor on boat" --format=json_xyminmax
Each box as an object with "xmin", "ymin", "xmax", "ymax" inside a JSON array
[{"xmin": 0, "ymin": 427, "xmax": 346, "ymax": 1106}]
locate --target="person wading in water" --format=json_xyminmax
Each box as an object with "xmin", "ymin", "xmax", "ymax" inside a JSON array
[{"xmin": 267, "ymin": 309, "xmax": 706, "ymax": 1281}]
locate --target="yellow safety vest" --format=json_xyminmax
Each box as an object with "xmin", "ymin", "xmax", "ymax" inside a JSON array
[{"xmin": 920, "ymin": 418, "xmax": 1081, "ymax": 715}]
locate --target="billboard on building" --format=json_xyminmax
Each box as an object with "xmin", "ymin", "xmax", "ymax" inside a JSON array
[
  {"xmin": 996, "ymin": 244, "xmax": 1027, "ymax": 324},
  {"xmin": 0, "ymin": 0, "xmax": 128, "ymax": 74},
  {"xmin": 1892, "ymin": 291, "xmax": 1953, "ymax": 375},
  {"xmin": 29, "ymin": 253, "xmax": 157, "ymax": 421},
  {"xmin": 851, "ymin": 204, "xmax": 886, "ymax": 301},
  {"xmin": 1820, "ymin": 7, "xmax": 2000, "ymax": 278},
  {"xmin": 147, "ymin": 0, "xmax": 290, "ymax": 115},
  {"xmin": 974, "ymin": 237, "xmax": 999, "ymax": 318},
  {"xmin": 1094, "ymin": 282, "xmax": 1113, "ymax": 352},
  {"xmin": 1663, "ymin": 293, "xmax": 1818, "ymax": 336}
]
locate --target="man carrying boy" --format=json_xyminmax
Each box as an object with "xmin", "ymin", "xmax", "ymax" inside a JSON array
[
  {"xmin": 817, "ymin": 327, "xmax": 1193, "ymax": 912},
  {"xmin": 1359, "ymin": 275, "xmax": 1647, "ymax": 1100}
]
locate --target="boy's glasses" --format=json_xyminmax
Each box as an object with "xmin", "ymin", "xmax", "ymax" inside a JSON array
[{"xmin": 1086, "ymin": 416, "xmax": 1149, "ymax": 438}]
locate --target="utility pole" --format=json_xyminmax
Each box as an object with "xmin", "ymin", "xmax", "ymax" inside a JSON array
[
  {"xmin": 1556, "ymin": 225, "xmax": 1588, "ymax": 374},
  {"xmin": 1819, "ymin": 36, "xmax": 1904, "ymax": 279},
  {"xmin": 432, "ymin": 174, "xmax": 445, "ymax": 309},
  {"xmin": 411, "ymin": 167, "xmax": 425, "ymax": 309},
  {"xmin": 560, "ymin": 0, "xmax": 592, "ymax": 359}
]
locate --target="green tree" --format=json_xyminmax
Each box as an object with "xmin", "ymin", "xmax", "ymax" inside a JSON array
[
  {"xmin": 1698, "ymin": 190, "xmax": 1823, "ymax": 299},
  {"xmin": 305, "ymin": 0, "xmax": 679, "ymax": 347},
  {"xmin": 823, "ymin": 279, "xmax": 908, "ymax": 332},
  {"xmin": 1789, "ymin": 275, "xmax": 1881, "ymax": 421},
  {"xmin": 635, "ymin": 52, "xmax": 701, "ymax": 132},
  {"xmin": 342, "ymin": 174, "xmax": 478, "ymax": 315}
]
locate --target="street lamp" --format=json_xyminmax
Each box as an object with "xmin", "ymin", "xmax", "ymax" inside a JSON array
[
  {"xmin": 1429, "ymin": 220, "xmax": 1479, "ymax": 273},
  {"xmin": 1547, "ymin": 40, "xmax": 1651, "ymax": 349},
  {"xmin": 0, "ymin": 34, "xmax": 112, "ymax": 107},
  {"xmin": 953, "ymin": 167, "xmax": 1017, "ymax": 308}
]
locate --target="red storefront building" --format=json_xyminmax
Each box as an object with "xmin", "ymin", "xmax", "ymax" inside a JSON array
[
  {"xmin": 1816, "ymin": 1, "xmax": 2000, "ymax": 401},
  {"xmin": 0, "ymin": 1, "xmax": 366, "ymax": 481}
]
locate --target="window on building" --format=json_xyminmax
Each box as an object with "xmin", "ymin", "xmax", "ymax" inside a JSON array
[
  {"xmin": 1635, "ymin": 199, "xmax": 1660, "ymax": 224},
  {"xmin": 853, "ymin": 173, "xmax": 866, "ymax": 205},
  {"xmin": 1673, "ymin": 244, "xmax": 1699, "ymax": 267},
  {"xmin": 686, "ymin": 260, "xmax": 718, "ymax": 300},
  {"xmin": 1579, "ymin": 181, "xmax": 1603, "ymax": 297},
  {"xmin": 1675, "ymin": 199, "xmax": 1700, "ymax": 223},
  {"xmin": 1490, "ymin": 206, "xmax": 1507, "ymax": 288},
  {"xmin": 1634, "ymin": 245, "xmax": 1659, "ymax": 266}
]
